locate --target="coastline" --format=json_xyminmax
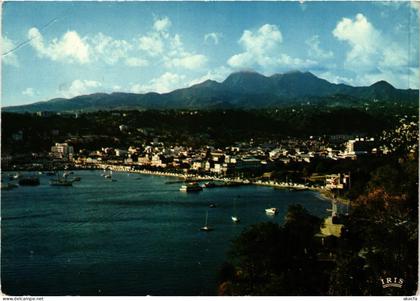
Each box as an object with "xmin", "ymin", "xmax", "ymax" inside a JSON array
[{"xmin": 3, "ymin": 163, "xmax": 350, "ymax": 205}]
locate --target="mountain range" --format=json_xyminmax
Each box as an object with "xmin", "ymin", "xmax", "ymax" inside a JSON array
[{"xmin": 3, "ymin": 71, "xmax": 419, "ymax": 113}]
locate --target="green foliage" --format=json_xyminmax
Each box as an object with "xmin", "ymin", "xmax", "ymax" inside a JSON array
[
  {"xmin": 2, "ymin": 105, "xmax": 414, "ymax": 155},
  {"xmin": 220, "ymin": 154, "xmax": 418, "ymax": 296},
  {"xmin": 221, "ymin": 206, "xmax": 329, "ymax": 295},
  {"xmin": 329, "ymin": 154, "xmax": 418, "ymax": 296}
]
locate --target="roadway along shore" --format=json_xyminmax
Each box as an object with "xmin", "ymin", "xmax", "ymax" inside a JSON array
[{"xmin": 79, "ymin": 163, "xmax": 350, "ymax": 205}]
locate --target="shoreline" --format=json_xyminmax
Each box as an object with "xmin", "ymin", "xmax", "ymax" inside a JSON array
[{"xmin": 3, "ymin": 164, "xmax": 350, "ymax": 205}]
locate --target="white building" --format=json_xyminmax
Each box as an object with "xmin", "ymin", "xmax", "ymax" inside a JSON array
[
  {"xmin": 50, "ymin": 143, "xmax": 74, "ymax": 160},
  {"xmin": 115, "ymin": 149, "xmax": 128, "ymax": 157}
]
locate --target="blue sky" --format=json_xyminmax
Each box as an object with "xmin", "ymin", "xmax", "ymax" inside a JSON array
[{"xmin": 2, "ymin": 1, "xmax": 419, "ymax": 106}]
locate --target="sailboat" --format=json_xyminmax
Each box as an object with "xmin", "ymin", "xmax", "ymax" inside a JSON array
[
  {"xmin": 49, "ymin": 172, "xmax": 73, "ymax": 186},
  {"xmin": 104, "ymin": 170, "xmax": 112, "ymax": 179},
  {"xmin": 104, "ymin": 170, "xmax": 116, "ymax": 181},
  {"xmin": 200, "ymin": 211, "xmax": 213, "ymax": 231},
  {"xmin": 231, "ymin": 198, "xmax": 240, "ymax": 223}
]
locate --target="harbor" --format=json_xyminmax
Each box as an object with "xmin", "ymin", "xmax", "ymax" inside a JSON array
[{"xmin": 2, "ymin": 169, "xmax": 334, "ymax": 295}]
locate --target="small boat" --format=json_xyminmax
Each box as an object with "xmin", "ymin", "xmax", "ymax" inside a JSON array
[
  {"xmin": 209, "ymin": 203, "xmax": 217, "ymax": 208},
  {"xmin": 200, "ymin": 211, "xmax": 213, "ymax": 231},
  {"xmin": 104, "ymin": 170, "xmax": 113, "ymax": 179},
  {"xmin": 18, "ymin": 176, "xmax": 40, "ymax": 186},
  {"xmin": 180, "ymin": 182, "xmax": 203, "ymax": 192},
  {"xmin": 63, "ymin": 171, "xmax": 73, "ymax": 177},
  {"xmin": 11, "ymin": 173, "xmax": 21, "ymax": 180},
  {"xmin": 72, "ymin": 176, "xmax": 81, "ymax": 181},
  {"xmin": 231, "ymin": 198, "xmax": 240, "ymax": 223},
  {"xmin": 204, "ymin": 182, "xmax": 216, "ymax": 188},
  {"xmin": 50, "ymin": 178, "xmax": 73, "ymax": 186},
  {"xmin": 231, "ymin": 216, "xmax": 240, "ymax": 223},
  {"xmin": 50, "ymin": 172, "xmax": 74, "ymax": 186},
  {"xmin": 50, "ymin": 172, "xmax": 73, "ymax": 186},
  {"xmin": 265, "ymin": 208, "xmax": 279, "ymax": 215}
]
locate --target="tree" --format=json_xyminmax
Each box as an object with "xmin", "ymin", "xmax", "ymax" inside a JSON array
[{"xmin": 219, "ymin": 206, "xmax": 328, "ymax": 295}]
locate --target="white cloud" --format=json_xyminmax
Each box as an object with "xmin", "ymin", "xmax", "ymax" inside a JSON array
[
  {"xmin": 139, "ymin": 33, "xmax": 164, "ymax": 56},
  {"xmin": 165, "ymin": 54, "xmax": 207, "ymax": 70},
  {"xmin": 228, "ymin": 24, "xmax": 316, "ymax": 70},
  {"xmin": 26, "ymin": 17, "xmax": 205, "ymax": 72},
  {"xmin": 381, "ymin": 44, "xmax": 408, "ymax": 68},
  {"xmin": 27, "ymin": 28, "xmax": 152, "ymax": 67},
  {"xmin": 314, "ymin": 71, "xmax": 356, "ymax": 86},
  {"xmin": 240, "ymin": 24, "xmax": 283, "ymax": 55},
  {"xmin": 188, "ymin": 66, "xmax": 232, "ymax": 86},
  {"xmin": 125, "ymin": 57, "xmax": 149, "ymax": 67},
  {"xmin": 153, "ymin": 17, "xmax": 172, "ymax": 32},
  {"xmin": 332, "ymin": 13, "xmax": 380, "ymax": 69},
  {"xmin": 408, "ymin": 67, "xmax": 419, "ymax": 89},
  {"xmin": 306, "ymin": 35, "xmax": 334, "ymax": 60},
  {"xmin": 60, "ymin": 79, "xmax": 102, "ymax": 98},
  {"xmin": 357, "ymin": 67, "xmax": 419, "ymax": 89},
  {"xmin": 22, "ymin": 88, "xmax": 35, "ymax": 97},
  {"xmin": 28, "ymin": 27, "xmax": 90, "ymax": 64},
  {"xmin": 130, "ymin": 72, "xmax": 186, "ymax": 94},
  {"xmin": 136, "ymin": 17, "xmax": 207, "ymax": 70},
  {"xmin": 2, "ymin": 35, "xmax": 19, "ymax": 66},
  {"xmin": 90, "ymin": 33, "xmax": 133, "ymax": 64},
  {"xmin": 332, "ymin": 13, "xmax": 418, "ymax": 88},
  {"xmin": 204, "ymin": 32, "xmax": 222, "ymax": 45}
]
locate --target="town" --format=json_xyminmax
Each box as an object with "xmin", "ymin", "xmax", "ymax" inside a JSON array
[{"xmin": 2, "ymin": 109, "xmax": 417, "ymax": 197}]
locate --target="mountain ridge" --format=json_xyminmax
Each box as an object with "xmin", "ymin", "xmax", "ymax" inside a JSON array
[{"xmin": 3, "ymin": 70, "xmax": 418, "ymax": 113}]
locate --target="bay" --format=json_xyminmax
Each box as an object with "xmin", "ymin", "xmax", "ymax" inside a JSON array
[{"xmin": 1, "ymin": 170, "xmax": 332, "ymax": 296}]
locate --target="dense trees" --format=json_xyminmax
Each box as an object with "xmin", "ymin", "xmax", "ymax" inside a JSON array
[
  {"xmin": 2, "ymin": 105, "xmax": 416, "ymax": 154},
  {"xmin": 220, "ymin": 154, "xmax": 418, "ymax": 296},
  {"xmin": 218, "ymin": 206, "xmax": 328, "ymax": 295}
]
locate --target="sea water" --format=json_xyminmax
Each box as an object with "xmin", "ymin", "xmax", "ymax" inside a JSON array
[{"xmin": 1, "ymin": 170, "xmax": 332, "ymax": 296}]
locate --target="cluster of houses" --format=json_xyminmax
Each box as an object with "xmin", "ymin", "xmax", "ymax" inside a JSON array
[{"xmin": 48, "ymin": 135, "xmax": 380, "ymax": 177}]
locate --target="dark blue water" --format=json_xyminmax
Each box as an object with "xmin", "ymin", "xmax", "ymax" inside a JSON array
[{"xmin": 1, "ymin": 170, "xmax": 331, "ymax": 296}]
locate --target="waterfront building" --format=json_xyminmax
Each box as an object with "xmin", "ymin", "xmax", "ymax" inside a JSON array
[
  {"xmin": 50, "ymin": 143, "xmax": 74, "ymax": 160},
  {"xmin": 344, "ymin": 138, "xmax": 376, "ymax": 156}
]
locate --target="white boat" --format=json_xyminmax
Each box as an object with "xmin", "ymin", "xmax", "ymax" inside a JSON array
[
  {"xmin": 104, "ymin": 170, "xmax": 113, "ymax": 179},
  {"xmin": 231, "ymin": 198, "xmax": 240, "ymax": 223},
  {"xmin": 63, "ymin": 171, "xmax": 73, "ymax": 177},
  {"xmin": 50, "ymin": 172, "xmax": 73, "ymax": 186},
  {"xmin": 231, "ymin": 216, "xmax": 240, "ymax": 223},
  {"xmin": 200, "ymin": 211, "xmax": 213, "ymax": 231},
  {"xmin": 265, "ymin": 207, "xmax": 279, "ymax": 215},
  {"xmin": 180, "ymin": 182, "xmax": 203, "ymax": 192}
]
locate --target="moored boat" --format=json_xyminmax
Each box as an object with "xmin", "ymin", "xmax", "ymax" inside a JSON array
[
  {"xmin": 204, "ymin": 181, "xmax": 216, "ymax": 188},
  {"xmin": 231, "ymin": 216, "xmax": 240, "ymax": 223},
  {"xmin": 50, "ymin": 178, "xmax": 73, "ymax": 186},
  {"xmin": 231, "ymin": 198, "xmax": 240, "ymax": 223},
  {"xmin": 180, "ymin": 182, "xmax": 203, "ymax": 192},
  {"xmin": 50, "ymin": 172, "xmax": 73, "ymax": 186},
  {"xmin": 265, "ymin": 207, "xmax": 279, "ymax": 215},
  {"xmin": 200, "ymin": 211, "xmax": 213, "ymax": 231}
]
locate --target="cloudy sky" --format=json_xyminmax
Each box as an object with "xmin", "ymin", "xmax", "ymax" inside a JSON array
[{"xmin": 1, "ymin": 1, "xmax": 419, "ymax": 106}]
